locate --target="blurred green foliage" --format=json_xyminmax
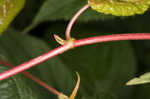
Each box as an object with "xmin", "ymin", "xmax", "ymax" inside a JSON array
[{"xmin": 0, "ymin": 0, "xmax": 150, "ymax": 99}]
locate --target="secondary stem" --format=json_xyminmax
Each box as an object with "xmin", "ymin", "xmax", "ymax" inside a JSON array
[
  {"xmin": 0, "ymin": 33, "xmax": 150, "ymax": 81},
  {"xmin": 0, "ymin": 60, "xmax": 60, "ymax": 96},
  {"xmin": 65, "ymin": 3, "xmax": 90, "ymax": 40}
]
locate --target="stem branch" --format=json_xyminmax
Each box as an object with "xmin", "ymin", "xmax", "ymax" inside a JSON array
[
  {"xmin": 0, "ymin": 33, "xmax": 150, "ymax": 81},
  {"xmin": 65, "ymin": 3, "xmax": 90, "ymax": 40}
]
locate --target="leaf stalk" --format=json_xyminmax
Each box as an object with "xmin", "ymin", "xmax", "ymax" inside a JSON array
[{"xmin": 65, "ymin": 3, "xmax": 90, "ymax": 40}]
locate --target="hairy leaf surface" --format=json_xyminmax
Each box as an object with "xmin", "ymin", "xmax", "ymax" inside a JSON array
[
  {"xmin": 88, "ymin": 0, "xmax": 150, "ymax": 16},
  {"xmin": 0, "ymin": 0, "xmax": 25, "ymax": 35}
]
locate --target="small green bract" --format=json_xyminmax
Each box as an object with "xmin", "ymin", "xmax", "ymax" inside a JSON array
[{"xmin": 88, "ymin": 0, "xmax": 150, "ymax": 16}]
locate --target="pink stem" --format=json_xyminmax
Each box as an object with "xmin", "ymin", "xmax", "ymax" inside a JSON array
[
  {"xmin": 74, "ymin": 33, "xmax": 150, "ymax": 47},
  {"xmin": 0, "ymin": 43, "xmax": 73, "ymax": 80},
  {"xmin": 0, "ymin": 33, "xmax": 150, "ymax": 81},
  {"xmin": 0, "ymin": 60, "xmax": 60, "ymax": 96},
  {"xmin": 65, "ymin": 3, "xmax": 90, "ymax": 40}
]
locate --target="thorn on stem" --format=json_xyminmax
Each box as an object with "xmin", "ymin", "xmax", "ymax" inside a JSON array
[
  {"xmin": 54, "ymin": 34, "xmax": 65, "ymax": 45},
  {"xmin": 58, "ymin": 72, "xmax": 80, "ymax": 99},
  {"xmin": 69, "ymin": 72, "xmax": 80, "ymax": 99},
  {"xmin": 54, "ymin": 34, "xmax": 75, "ymax": 48},
  {"xmin": 58, "ymin": 93, "xmax": 69, "ymax": 99}
]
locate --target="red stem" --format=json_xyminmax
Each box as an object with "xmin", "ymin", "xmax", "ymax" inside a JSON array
[
  {"xmin": 0, "ymin": 44, "xmax": 72, "ymax": 80},
  {"xmin": 74, "ymin": 33, "xmax": 150, "ymax": 47},
  {"xmin": 0, "ymin": 33, "xmax": 150, "ymax": 81},
  {"xmin": 0, "ymin": 60, "xmax": 60, "ymax": 96},
  {"xmin": 65, "ymin": 3, "xmax": 90, "ymax": 40}
]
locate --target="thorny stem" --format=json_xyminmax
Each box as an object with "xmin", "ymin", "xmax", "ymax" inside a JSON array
[
  {"xmin": 0, "ymin": 60, "xmax": 60, "ymax": 96},
  {"xmin": 0, "ymin": 4, "xmax": 150, "ymax": 98},
  {"xmin": 65, "ymin": 3, "xmax": 90, "ymax": 40},
  {"xmin": 0, "ymin": 33, "xmax": 150, "ymax": 80}
]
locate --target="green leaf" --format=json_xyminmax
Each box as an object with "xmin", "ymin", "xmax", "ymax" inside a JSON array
[
  {"xmin": 23, "ymin": 0, "xmax": 115, "ymax": 33},
  {"xmin": 126, "ymin": 72, "xmax": 150, "ymax": 85},
  {"xmin": 0, "ymin": 0, "xmax": 25, "ymax": 35},
  {"xmin": 88, "ymin": 0, "xmax": 150, "ymax": 16},
  {"xmin": 0, "ymin": 66, "xmax": 37, "ymax": 99}
]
